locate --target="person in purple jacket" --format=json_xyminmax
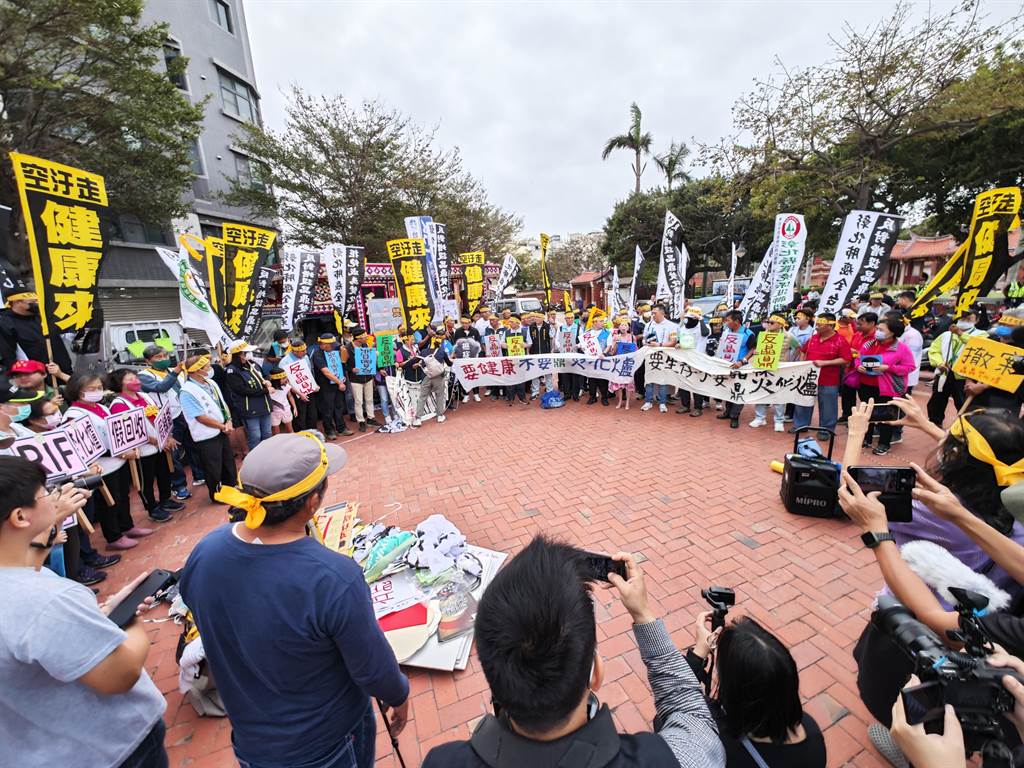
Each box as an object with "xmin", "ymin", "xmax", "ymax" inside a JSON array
[
  {"xmin": 179, "ymin": 432, "xmax": 409, "ymax": 768},
  {"xmin": 856, "ymin": 315, "xmax": 917, "ymax": 455}
]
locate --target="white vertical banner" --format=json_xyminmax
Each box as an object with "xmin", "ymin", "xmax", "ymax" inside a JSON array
[
  {"xmin": 656, "ymin": 210, "xmax": 685, "ymax": 317},
  {"xmin": 819, "ymin": 212, "xmax": 905, "ymax": 315},
  {"xmin": 725, "ymin": 243, "xmax": 737, "ymax": 305},
  {"xmin": 279, "ymin": 247, "xmax": 302, "ymax": 331},
  {"xmin": 677, "ymin": 241, "xmax": 690, "ymax": 317},
  {"xmin": 609, "ymin": 265, "xmax": 626, "ymax": 316},
  {"xmin": 493, "ymin": 253, "xmax": 520, "ymax": 300},
  {"xmin": 628, "ymin": 245, "xmax": 644, "ymax": 319},
  {"xmin": 157, "ymin": 245, "xmax": 233, "ymax": 347},
  {"xmin": 738, "ymin": 242, "xmax": 775, "ymax": 320},
  {"xmin": 322, "ymin": 243, "xmax": 347, "ymax": 314},
  {"xmin": 767, "ymin": 214, "xmax": 807, "ymax": 313}
]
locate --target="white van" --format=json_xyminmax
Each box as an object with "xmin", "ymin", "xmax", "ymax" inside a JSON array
[{"xmin": 492, "ymin": 297, "xmax": 545, "ymax": 317}]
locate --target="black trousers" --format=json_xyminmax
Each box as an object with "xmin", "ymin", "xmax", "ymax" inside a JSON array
[
  {"xmin": 841, "ymin": 383, "xmax": 859, "ymax": 419},
  {"xmin": 678, "ymin": 391, "xmax": 707, "ymax": 410},
  {"xmin": 860, "ymin": 386, "xmax": 894, "ymax": 446},
  {"xmin": 96, "ymin": 465, "xmax": 135, "ymax": 543},
  {"xmin": 294, "ymin": 394, "xmax": 318, "ymax": 431},
  {"xmin": 927, "ymin": 375, "xmax": 966, "ymax": 426},
  {"xmin": 505, "ymin": 383, "xmax": 526, "ymax": 402},
  {"xmin": 139, "ymin": 452, "xmax": 172, "ymax": 512},
  {"xmin": 634, "ymin": 362, "xmax": 646, "ymax": 394},
  {"xmin": 317, "ymin": 385, "xmax": 346, "ymax": 434},
  {"xmin": 588, "ymin": 378, "xmax": 609, "ymax": 402},
  {"xmin": 195, "ymin": 432, "xmax": 238, "ymax": 504},
  {"xmin": 560, "ymin": 373, "xmax": 583, "ymax": 400}
]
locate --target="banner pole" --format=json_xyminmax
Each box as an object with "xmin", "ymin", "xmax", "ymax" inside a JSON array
[
  {"xmin": 99, "ymin": 480, "xmax": 115, "ymax": 507},
  {"xmin": 44, "ymin": 338, "xmax": 59, "ymax": 390},
  {"xmin": 165, "ymin": 449, "xmax": 174, "ymax": 472},
  {"xmin": 76, "ymin": 510, "xmax": 95, "ymax": 534},
  {"xmin": 128, "ymin": 458, "xmax": 142, "ymax": 492}
]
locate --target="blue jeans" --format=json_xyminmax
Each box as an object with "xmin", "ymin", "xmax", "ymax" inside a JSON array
[
  {"xmin": 375, "ymin": 383, "xmax": 393, "ymax": 423},
  {"xmin": 119, "ymin": 719, "xmax": 167, "ymax": 768},
  {"xmin": 243, "ymin": 413, "xmax": 273, "ymax": 450},
  {"xmin": 644, "ymin": 383, "xmax": 667, "ymax": 404},
  {"xmin": 794, "ymin": 384, "xmax": 840, "ymax": 432},
  {"xmin": 235, "ymin": 705, "xmax": 375, "ymax": 768}
]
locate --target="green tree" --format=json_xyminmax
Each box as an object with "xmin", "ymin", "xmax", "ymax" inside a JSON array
[
  {"xmin": 653, "ymin": 140, "xmax": 691, "ymax": 192},
  {"xmin": 703, "ymin": 1, "xmax": 1023, "ymax": 234},
  {"xmin": 222, "ymin": 88, "xmax": 520, "ymax": 259},
  {"xmin": 601, "ymin": 103, "xmax": 653, "ymax": 196},
  {"xmin": 0, "ymin": 0, "xmax": 206, "ymax": 268}
]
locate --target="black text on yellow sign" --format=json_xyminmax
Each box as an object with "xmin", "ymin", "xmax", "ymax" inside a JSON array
[
  {"xmin": 387, "ymin": 238, "xmax": 435, "ymax": 333},
  {"xmin": 222, "ymin": 223, "xmax": 277, "ymax": 335},
  {"xmin": 460, "ymin": 252, "xmax": 486, "ymax": 315},
  {"xmin": 9, "ymin": 152, "xmax": 109, "ymax": 335}
]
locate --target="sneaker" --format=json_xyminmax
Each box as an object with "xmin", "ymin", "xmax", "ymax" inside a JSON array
[
  {"xmin": 340, "ymin": 428, "xmax": 354, "ymax": 436},
  {"xmin": 411, "ymin": 419, "xmax": 421, "ymax": 428},
  {"xmin": 173, "ymin": 488, "xmax": 192, "ymax": 501},
  {"xmin": 816, "ymin": 430, "xmax": 832, "ymax": 442},
  {"xmin": 75, "ymin": 565, "xmax": 108, "ymax": 586},
  {"xmin": 83, "ymin": 553, "xmax": 121, "ymax": 569},
  {"xmin": 462, "ymin": 395, "xmax": 470, "ymax": 403},
  {"xmin": 774, "ymin": 422, "xmax": 785, "ymax": 433},
  {"xmin": 659, "ymin": 404, "xmax": 667, "ymax": 413},
  {"xmin": 868, "ymin": 723, "xmax": 910, "ymax": 768},
  {"xmin": 107, "ymin": 536, "xmax": 138, "ymax": 551},
  {"xmin": 162, "ymin": 499, "xmax": 185, "ymax": 512},
  {"xmin": 641, "ymin": 402, "xmax": 653, "ymax": 412},
  {"xmin": 873, "ymin": 444, "xmax": 891, "ymax": 455},
  {"xmin": 192, "ymin": 477, "xmax": 206, "ymax": 487},
  {"xmin": 690, "ymin": 408, "xmax": 703, "ymax": 417},
  {"xmin": 730, "ymin": 417, "xmax": 740, "ymax": 429},
  {"xmin": 125, "ymin": 525, "xmax": 155, "ymax": 537},
  {"xmin": 783, "ymin": 415, "xmax": 794, "ymax": 423},
  {"xmin": 676, "ymin": 406, "xmax": 690, "ymax": 414},
  {"xmin": 358, "ymin": 422, "xmax": 366, "ymax": 432},
  {"xmin": 437, "ymin": 415, "xmax": 446, "ymax": 423},
  {"xmin": 366, "ymin": 418, "xmax": 381, "ymax": 427},
  {"xmin": 749, "ymin": 418, "xmax": 767, "ymax": 428},
  {"xmin": 890, "ymin": 432, "xmax": 903, "ymax": 445},
  {"xmin": 325, "ymin": 432, "xmax": 338, "ymax": 441},
  {"xmin": 473, "ymin": 394, "xmax": 480, "ymax": 402},
  {"xmin": 862, "ymin": 437, "xmax": 874, "ymax": 449},
  {"xmin": 715, "ymin": 402, "xmax": 724, "ymax": 411}
]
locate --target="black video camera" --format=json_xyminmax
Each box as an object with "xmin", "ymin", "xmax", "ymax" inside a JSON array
[
  {"xmin": 45, "ymin": 473, "xmax": 104, "ymax": 494},
  {"xmin": 702, "ymin": 586, "xmax": 735, "ymax": 631},
  {"xmin": 1009, "ymin": 355, "xmax": 1024, "ymax": 377},
  {"xmin": 873, "ymin": 592, "xmax": 1024, "ymax": 763}
]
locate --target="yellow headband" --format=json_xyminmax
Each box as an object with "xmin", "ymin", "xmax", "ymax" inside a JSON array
[
  {"xmin": 950, "ymin": 415, "xmax": 1024, "ymax": 487},
  {"xmin": 768, "ymin": 314, "xmax": 788, "ymax": 326},
  {"xmin": 5, "ymin": 292, "xmax": 35, "ymax": 305},
  {"xmin": 815, "ymin": 318, "xmax": 836, "ymax": 327},
  {"xmin": 269, "ymin": 372, "xmax": 287, "ymax": 381},
  {"xmin": 186, "ymin": 355, "xmax": 211, "ymax": 373},
  {"xmin": 215, "ymin": 432, "xmax": 329, "ymax": 528},
  {"xmin": 1000, "ymin": 315, "xmax": 1024, "ymax": 327}
]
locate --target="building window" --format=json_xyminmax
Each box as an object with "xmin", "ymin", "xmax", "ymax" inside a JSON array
[
  {"xmin": 219, "ymin": 71, "xmax": 258, "ymax": 122},
  {"xmin": 233, "ymin": 152, "xmax": 265, "ymax": 190},
  {"xmin": 187, "ymin": 139, "xmax": 205, "ymax": 176},
  {"xmin": 209, "ymin": 0, "xmax": 233, "ymax": 33},
  {"xmin": 163, "ymin": 43, "xmax": 187, "ymax": 90},
  {"xmin": 115, "ymin": 214, "xmax": 169, "ymax": 245}
]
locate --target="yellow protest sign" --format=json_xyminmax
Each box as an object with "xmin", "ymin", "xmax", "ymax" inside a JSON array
[
  {"xmin": 460, "ymin": 251, "xmax": 486, "ymax": 315},
  {"xmin": 952, "ymin": 335, "xmax": 1024, "ymax": 393},
  {"xmin": 9, "ymin": 152, "xmax": 109, "ymax": 335},
  {"xmin": 505, "ymin": 334, "xmax": 526, "ymax": 357},
  {"xmin": 387, "ymin": 238, "xmax": 434, "ymax": 332},
  {"xmin": 222, "ymin": 223, "xmax": 277, "ymax": 336},
  {"xmin": 753, "ymin": 331, "xmax": 783, "ymax": 370}
]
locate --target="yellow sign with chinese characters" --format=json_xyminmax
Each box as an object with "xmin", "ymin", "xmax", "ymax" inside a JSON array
[
  {"xmin": 752, "ymin": 331, "xmax": 783, "ymax": 370},
  {"xmin": 505, "ymin": 334, "xmax": 525, "ymax": 357},
  {"xmin": 460, "ymin": 252, "xmax": 486, "ymax": 315},
  {"xmin": 952, "ymin": 335, "xmax": 1024, "ymax": 393},
  {"xmin": 221, "ymin": 223, "xmax": 277, "ymax": 336},
  {"xmin": 9, "ymin": 152, "xmax": 109, "ymax": 334},
  {"xmin": 387, "ymin": 238, "xmax": 434, "ymax": 332}
]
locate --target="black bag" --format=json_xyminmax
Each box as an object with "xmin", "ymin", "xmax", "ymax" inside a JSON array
[{"xmin": 780, "ymin": 427, "xmax": 842, "ymax": 518}]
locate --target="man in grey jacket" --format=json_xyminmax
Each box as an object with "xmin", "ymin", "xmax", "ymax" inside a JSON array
[{"xmin": 422, "ymin": 536, "xmax": 725, "ymax": 768}]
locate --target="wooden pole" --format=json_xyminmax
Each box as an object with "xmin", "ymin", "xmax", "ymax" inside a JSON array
[
  {"xmin": 99, "ymin": 480, "xmax": 115, "ymax": 506},
  {"xmin": 76, "ymin": 510, "xmax": 95, "ymax": 534},
  {"xmin": 164, "ymin": 450, "xmax": 174, "ymax": 472},
  {"xmin": 44, "ymin": 338, "xmax": 59, "ymax": 390},
  {"xmin": 956, "ymin": 395, "xmax": 975, "ymax": 418},
  {"xmin": 128, "ymin": 458, "xmax": 142, "ymax": 492}
]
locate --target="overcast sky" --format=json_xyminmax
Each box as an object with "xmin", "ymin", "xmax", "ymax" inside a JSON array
[{"xmin": 244, "ymin": 0, "xmax": 1017, "ymax": 238}]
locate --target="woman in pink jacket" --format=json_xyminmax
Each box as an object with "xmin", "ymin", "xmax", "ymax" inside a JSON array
[{"xmin": 857, "ymin": 315, "xmax": 916, "ymax": 455}]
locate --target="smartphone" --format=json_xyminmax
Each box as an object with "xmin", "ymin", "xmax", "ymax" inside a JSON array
[
  {"xmin": 106, "ymin": 569, "xmax": 176, "ymax": 629},
  {"xmin": 848, "ymin": 466, "xmax": 916, "ymax": 523},
  {"xmin": 577, "ymin": 551, "xmax": 627, "ymax": 583},
  {"xmin": 869, "ymin": 403, "xmax": 902, "ymax": 422}
]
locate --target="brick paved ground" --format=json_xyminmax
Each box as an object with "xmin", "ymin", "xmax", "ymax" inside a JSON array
[{"xmin": 95, "ymin": 389, "xmax": 941, "ymax": 768}]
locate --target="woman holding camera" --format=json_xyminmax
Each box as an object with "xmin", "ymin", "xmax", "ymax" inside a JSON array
[
  {"xmin": 685, "ymin": 611, "xmax": 826, "ymax": 767},
  {"xmin": 856, "ymin": 316, "xmax": 916, "ymax": 456},
  {"xmin": 65, "ymin": 373, "xmax": 150, "ymax": 551}
]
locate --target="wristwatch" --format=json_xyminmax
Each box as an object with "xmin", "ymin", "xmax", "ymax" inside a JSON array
[{"xmin": 861, "ymin": 531, "xmax": 896, "ymax": 549}]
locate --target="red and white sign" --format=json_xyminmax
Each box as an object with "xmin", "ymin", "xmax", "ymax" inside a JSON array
[
  {"xmin": 580, "ymin": 330, "xmax": 603, "ymax": 357},
  {"xmin": 285, "ymin": 358, "xmax": 319, "ymax": 397},
  {"xmin": 105, "ymin": 408, "xmax": 150, "ymax": 455},
  {"xmin": 485, "ymin": 334, "xmax": 502, "ymax": 358},
  {"xmin": 11, "ymin": 430, "xmax": 88, "ymax": 480}
]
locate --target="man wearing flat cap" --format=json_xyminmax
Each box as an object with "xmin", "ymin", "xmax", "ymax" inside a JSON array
[{"xmin": 180, "ymin": 432, "xmax": 409, "ymax": 768}]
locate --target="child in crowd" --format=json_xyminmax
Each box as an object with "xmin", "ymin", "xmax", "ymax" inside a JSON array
[
  {"xmin": 607, "ymin": 321, "xmax": 637, "ymax": 410},
  {"xmin": 267, "ymin": 368, "xmax": 297, "ymax": 434}
]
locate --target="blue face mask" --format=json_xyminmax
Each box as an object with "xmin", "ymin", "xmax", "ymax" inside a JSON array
[
  {"xmin": 11, "ymin": 404, "xmax": 31, "ymax": 423},
  {"xmin": 994, "ymin": 325, "xmax": 1013, "ymax": 337}
]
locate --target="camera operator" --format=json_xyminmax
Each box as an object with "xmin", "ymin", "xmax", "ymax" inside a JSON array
[
  {"xmin": 0, "ymin": 456, "xmax": 168, "ymax": 767},
  {"xmin": 684, "ymin": 611, "xmax": 826, "ymax": 766},
  {"xmin": 423, "ymin": 536, "xmax": 725, "ymax": 768}
]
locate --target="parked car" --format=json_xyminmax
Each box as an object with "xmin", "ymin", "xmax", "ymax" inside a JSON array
[{"xmin": 492, "ymin": 297, "xmax": 545, "ymax": 316}]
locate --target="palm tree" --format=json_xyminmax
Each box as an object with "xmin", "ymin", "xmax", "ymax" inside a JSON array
[
  {"xmin": 601, "ymin": 102, "xmax": 653, "ymax": 195},
  {"xmin": 654, "ymin": 140, "xmax": 691, "ymax": 192}
]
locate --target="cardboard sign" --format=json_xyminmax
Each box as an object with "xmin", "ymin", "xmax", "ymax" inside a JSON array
[
  {"xmin": 63, "ymin": 417, "xmax": 106, "ymax": 463},
  {"xmin": 154, "ymin": 402, "xmax": 174, "ymax": 451},
  {"xmin": 485, "ymin": 334, "xmax": 502, "ymax": 358},
  {"xmin": 717, "ymin": 330, "xmax": 742, "ymax": 363},
  {"xmin": 324, "ymin": 349, "xmax": 345, "ymax": 381},
  {"xmin": 753, "ymin": 331, "xmax": 783, "ymax": 370},
  {"xmin": 376, "ymin": 333, "xmax": 396, "ymax": 369},
  {"xmin": 505, "ymin": 334, "xmax": 525, "ymax": 357},
  {"xmin": 953, "ymin": 335, "xmax": 1024, "ymax": 392},
  {"xmin": 10, "ymin": 430, "xmax": 88, "ymax": 480},
  {"xmin": 354, "ymin": 347, "xmax": 378, "ymax": 376},
  {"xmin": 285, "ymin": 358, "xmax": 318, "ymax": 396},
  {"xmin": 104, "ymin": 408, "xmax": 150, "ymax": 455},
  {"xmin": 561, "ymin": 330, "xmax": 574, "ymax": 353},
  {"xmin": 580, "ymin": 330, "xmax": 603, "ymax": 357}
]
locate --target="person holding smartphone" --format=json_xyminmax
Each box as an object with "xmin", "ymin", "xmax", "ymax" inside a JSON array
[{"xmin": 0, "ymin": 456, "xmax": 167, "ymax": 768}]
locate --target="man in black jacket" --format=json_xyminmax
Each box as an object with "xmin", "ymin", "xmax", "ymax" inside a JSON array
[
  {"xmin": 311, "ymin": 333, "xmax": 353, "ymax": 439},
  {"xmin": 421, "ymin": 537, "xmax": 724, "ymax": 768},
  {"xmin": 224, "ymin": 341, "xmax": 273, "ymax": 450},
  {"xmin": 0, "ymin": 291, "xmax": 73, "ymax": 375}
]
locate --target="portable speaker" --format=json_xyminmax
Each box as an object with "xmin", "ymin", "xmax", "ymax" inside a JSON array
[{"xmin": 780, "ymin": 427, "xmax": 842, "ymax": 518}]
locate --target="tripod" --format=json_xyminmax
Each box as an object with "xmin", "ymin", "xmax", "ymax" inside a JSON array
[{"xmin": 376, "ymin": 698, "xmax": 407, "ymax": 768}]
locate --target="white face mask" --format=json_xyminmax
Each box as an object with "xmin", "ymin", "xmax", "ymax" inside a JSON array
[
  {"xmin": 43, "ymin": 413, "xmax": 62, "ymax": 428},
  {"xmin": 956, "ymin": 320, "xmax": 975, "ymax": 331},
  {"xmin": 82, "ymin": 390, "xmax": 103, "ymax": 403}
]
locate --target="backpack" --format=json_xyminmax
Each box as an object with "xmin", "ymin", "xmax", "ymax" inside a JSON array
[{"xmin": 421, "ymin": 353, "xmax": 445, "ymax": 379}]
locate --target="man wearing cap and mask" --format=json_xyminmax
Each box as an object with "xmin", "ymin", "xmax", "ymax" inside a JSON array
[
  {"xmin": 0, "ymin": 291, "xmax": 73, "ymax": 376},
  {"xmin": 311, "ymin": 333, "xmax": 353, "ymax": 440},
  {"xmin": 926, "ymin": 308, "xmax": 987, "ymax": 427},
  {"xmin": 675, "ymin": 306, "xmax": 710, "ymax": 416},
  {"xmin": 180, "ymin": 433, "xmax": 410, "ymax": 768},
  {"xmin": 225, "ymin": 340, "xmax": 274, "ymax": 450},
  {"xmin": 179, "ymin": 353, "xmax": 238, "ymax": 503}
]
